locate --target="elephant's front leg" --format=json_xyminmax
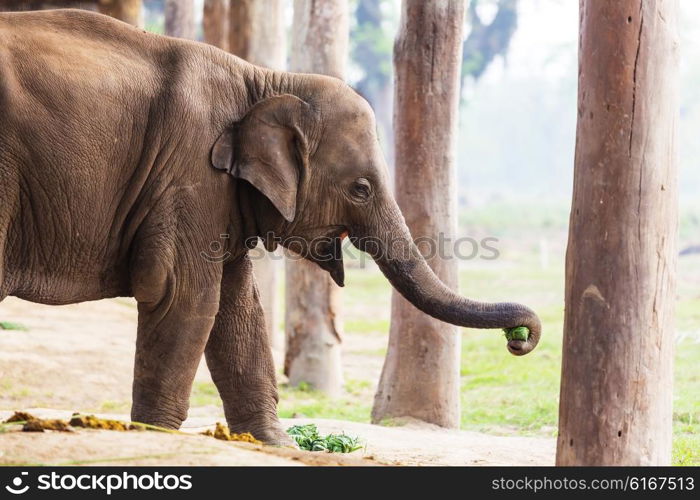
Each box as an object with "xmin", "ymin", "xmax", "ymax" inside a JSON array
[
  {"xmin": 131, "ymin": 263, "xmax": 221, "ymax": 429},
  {"xmin": 205, "ymin": 255, "xmax": 293, "ymax": 446}
]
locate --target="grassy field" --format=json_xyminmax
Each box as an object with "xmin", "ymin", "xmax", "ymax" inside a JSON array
[
  {"xmin": 191, "ymin": 202, "xmax": 699, "ymax": 464},
  {"xmin": 254, "ymin": 244, "xmax": 698, "ymax": 465}
]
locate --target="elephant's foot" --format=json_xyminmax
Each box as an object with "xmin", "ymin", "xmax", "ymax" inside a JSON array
[
  {"xmin": 130, "ymin": 407, "xmax": 187, "ymax": 430},
  {"xmin": 131, "ymin": 385, "xmax": 189, "ymax": 430},
  {"xmin": 229, "ymin": 416, "xmax": 295, "ymax": 447}
]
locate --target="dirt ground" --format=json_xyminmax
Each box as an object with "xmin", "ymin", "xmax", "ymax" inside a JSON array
[{"xmin": 0, "ymin": 297, "xmax": 555, "ymax": 466}]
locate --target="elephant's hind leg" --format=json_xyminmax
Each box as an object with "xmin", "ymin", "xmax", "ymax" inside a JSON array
[{"xmin": 205, "ymin": 255, "xmax": 293, "ymax": 446}]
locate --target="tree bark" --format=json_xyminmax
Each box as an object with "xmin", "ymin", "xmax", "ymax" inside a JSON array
[
  {"xmin": 371, "ymin": 0, "xmax": 464, "ymax": 428},
  {"xmin": 98, "ymin": 0, "xmax": 142, "ymax": 27},
  {"xmin": 284, "ymin": 0, "xmax": 348, "ymax": 397},
  {"xmin": 289, "ymin": 0, "xmax": 348, "ymax": 77},
  {"xmin": 0, "ymin": 0, "xmax": 97, "ymax": 12},
  {"xmin": 203, "ymin": 0, "xmax": 228, "ymax": 50},
  {"xmin": 228, "ymin": 0, "xmax": 252, "ymax": 59},
  {"xmin": 165, "ymin": 0, "xmax": 195, "ymax": 39},
  {"xmin": 0, "ymin": 0, "xmax": 142, "ymax": 27},
  {"xmin": 556, "ymin": 0, "xmax": 679, "ymax": 465},
  {"xmin": 229, "ymin": 0, "xmax": 285, "ymax": 69},
  {"xmin": 228, "ymin": 0, "xmax": 286, "ymax": 352}
]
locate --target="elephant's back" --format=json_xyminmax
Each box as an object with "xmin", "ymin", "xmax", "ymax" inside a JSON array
[{"xmin": 0, "ymin": 9, "xmax": 166, "ymax": 115}]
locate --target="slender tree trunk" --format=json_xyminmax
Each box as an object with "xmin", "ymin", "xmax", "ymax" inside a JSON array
[
  {"xmin": 98, "ymin": 0, "xmax": 142, "ymax": 27},
  {"xmin": 228, "ymin": 0, "xmax": 286, "ymax": 352},
  {"xmin": 165, "ymin": 0, "xmax": 195, "ymax": 39},
  {"xmin": 284, "ymin": 0, "xmax": 348, "ymax": 397},
  {"xmin": 557, "ymin": 0, "xmax": 679, "ymax": 465},
  {"xmin": 229, "ymin": 0, "xmax": 285, "ymax": 69},
  {"xmin": 228, "ymin": 0, "xmax": 253, "ymax": 58},
  {"xmin": 371, "ymin": 0, "xmax": 465, "ymax": 428},
  {"xmin": 203, "ymin": 0, "xmax": 228, "ymax": 50}
]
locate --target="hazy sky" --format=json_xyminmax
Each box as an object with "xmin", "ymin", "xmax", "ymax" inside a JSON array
[
  {"xmin": 485, "ymin": 0, "xmax": 700, "ymax": 81},
  {"xmin": 464, "ymin": 0, "xmax": 700, "ymax": 202},
  {"xmin": 487, "ymin": 0, "xmax": 577, "ymax": 82}
]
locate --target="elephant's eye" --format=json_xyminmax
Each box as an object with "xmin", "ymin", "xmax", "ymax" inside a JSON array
[{"xmin": 349, "ymin": 178, "xmax": 372, "ymax": 201}]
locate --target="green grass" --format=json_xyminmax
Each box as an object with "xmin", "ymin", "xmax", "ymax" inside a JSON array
[
  {"xmin": 278, "ymin": 382, "xmax": 372, "ymax": 422},
  {"xmin": 459, "ymin": 256, "xmax": 700, "ymax": 462},
  {"xmin": 673, "ymin": 434, "xmax": 699, "ymax": 466},
  {"xmin": 190, "ymin": 378, "xmax": 375, "ymax": 422},
  {"xmin": 98, "ymin": 400, "xmax": 130, "ymax": 413},
  {"xmin": 190, "ymin": 381, "xmax": 223, "ymax": 407},
  {"xmin": 345, "ymin": 318, "xmax": 389, "ymax": 335},
  {"xmin": 0, "ymin": 378, "xmax": 33, "ymax": 400},
  {"xmin": 0, "ymin": 321, "xmax": 29, "ymax": 331},
  {"xmin": 458, "ymin": 200, "xmax": 700, "ymax": 244},
  {"xmin": 672, "ymin": 328, "xmax": 700, "ymax": 466},
  {"xmin": 0, "ymin": 378, "xmax": 13, "ymax": 392},
  {"xmin": 10, "ymin": 388, "xmax": 31, "ymax": 399},
  {"xmin": 677, "ymin": 297, "xmax": 700, "ymax": 332},
  {"xmin": 272, "ymin": 248, "xmax": 700, "ymax": 465}
]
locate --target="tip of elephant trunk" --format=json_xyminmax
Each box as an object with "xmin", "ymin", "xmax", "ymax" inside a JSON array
[{"xmin": 507, "ymin": 339, "xmax": 527, "ymax": 355}]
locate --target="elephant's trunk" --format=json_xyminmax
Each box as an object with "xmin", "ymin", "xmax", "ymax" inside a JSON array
[{"xmin": 350, "ymin": 202, "xmax": 541, "ymax": 356}]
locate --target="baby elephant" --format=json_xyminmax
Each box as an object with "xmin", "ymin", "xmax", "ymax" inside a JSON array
[{"xmin": 0, "ymin": 10, "xmax": 540, "ymax": 444}]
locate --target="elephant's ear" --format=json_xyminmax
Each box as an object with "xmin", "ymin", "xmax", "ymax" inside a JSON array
[{"xmin": 211, "ymin": 94, "xmax": 315, "ymax": 223}]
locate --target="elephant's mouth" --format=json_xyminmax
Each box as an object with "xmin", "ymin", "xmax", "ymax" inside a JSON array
[{"xmin": 311, "ymin": 226, "xmax": 348, "ymax": 287}]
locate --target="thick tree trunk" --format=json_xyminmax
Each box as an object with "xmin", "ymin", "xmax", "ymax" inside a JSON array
[
  {"xmin": 203, "ymin": 0, "xmax": 228, "ymax": 50},
  {"xmin": 371, "ymin": 0, "xmax": 465, "ymax": 428},
  {"xmin": 228, "ymin": 0, "xmax": 286, "ymax": 353},
  {"xmin": 165, "ymin": 0, "xmax": 195, "ymax": 39},
  {"xmin": 98, "ymin": 0, "xmax": 142, "ymax": 27},
  {"xmin": 0, "ymin": 0, "xmax": 97, "ymax": 11},
  {"xmin": 0, "ymin": 0, "xmax": 142, "ymax": 26},
  {"xmin": 284, "ymin": 0, "xmax": 348, "ymax": 397},
  {"xmin": 556, "ymin": 0, "xmax": 679, "ymax": 465}
]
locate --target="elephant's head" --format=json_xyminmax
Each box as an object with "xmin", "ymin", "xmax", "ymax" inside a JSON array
[{"xmin": 212, "ymin": 77, "xmax": 540, "ymax": 355}]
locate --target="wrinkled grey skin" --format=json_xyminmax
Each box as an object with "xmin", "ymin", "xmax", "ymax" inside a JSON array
[{"xmin": 0, "ymin": 10, "xmax": 541, "ymax": 444}]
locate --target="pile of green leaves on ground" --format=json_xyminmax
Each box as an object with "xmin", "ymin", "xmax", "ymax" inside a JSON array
[{"xmin": 287, "ymin": 424, "xmax": 363, "ymax": 453}]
